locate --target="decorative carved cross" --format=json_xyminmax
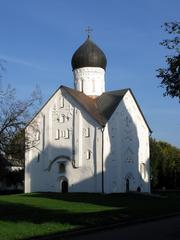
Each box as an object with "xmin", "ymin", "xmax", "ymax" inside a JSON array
[{"xmin": 85, "ymin": 26, "xmax": 93, "ymax": 37}]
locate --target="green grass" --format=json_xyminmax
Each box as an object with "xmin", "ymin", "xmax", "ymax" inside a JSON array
[{"xmin": 0, "ymin": 192, "xmax": 180, "ymax": 240}]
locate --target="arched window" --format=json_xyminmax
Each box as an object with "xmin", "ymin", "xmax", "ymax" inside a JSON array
[
  {"xmin": 79, "ymin": 78, "xmax": 83, "ymax": 92},
  {"xmin": 60, "ymin": 97, "xmax": 64, "ymax": 108},
  {"xmin": 55, "ymin": 129, "xmax": 60, "ymax": 140},
  {"xmin": 59, "ymin": 163, "xmax": 65, "ymax": 173},
  {"xmin": 140, "ymin": 163, "xmax": 146, "ymax": 179},
  {"xmin": 92, "ymin": 79, "xmax": 95, "ymax": 93},
  {"xmin": 83, "ymin": 127, "xmax": 90, "ymax": 137},
  {"xmin": 37, "ymin": 152, "xmax": 40, "ymax": 162},
  {"xmin": 65, "ymin": 129, "xmax": 69, "ymax": 139},
  {"xmin": 86, "ymin": 149, "xmax": 91, "ymax": 160},
  {"xmin": 35, "ymin": 130, "xmax": 40, "ymax": 141}
]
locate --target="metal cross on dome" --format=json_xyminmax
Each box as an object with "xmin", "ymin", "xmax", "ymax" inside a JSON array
[{"xmin": 85, "ymin": 26, "xmax": 93, "ymax": 38}]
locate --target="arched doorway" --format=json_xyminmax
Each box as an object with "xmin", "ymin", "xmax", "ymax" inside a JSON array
[
  {"xmin": 61, "ymin": 180, "xmax": 68, "ymax": 193},
  {"xmin": 125, "ymin": 173, "xmax": 135, "ymax": 192},
  {"xmin": 126, "ymin": 178, "xmax": 130, "ymax": 192}
]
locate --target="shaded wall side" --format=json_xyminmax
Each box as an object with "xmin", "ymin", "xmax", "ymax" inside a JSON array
[{"xmin": 103, "ymin": 90, "xmax": 150, "ymax": 193}]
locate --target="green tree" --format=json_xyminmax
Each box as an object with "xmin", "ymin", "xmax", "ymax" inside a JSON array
[
  {"xmin": 150, "ymin": 138, "xmax": 180, "ymax": 189},
  {"xmin": 150, "ymin": 138, "xmax": 164, "ymax": 188},
  {"xmin": 157, "ymin": 21, "xmax": 180, "ymax": 101},
  {"xmin": 4, "ymin": 169, "xmax": 24, "ymax": 189}
]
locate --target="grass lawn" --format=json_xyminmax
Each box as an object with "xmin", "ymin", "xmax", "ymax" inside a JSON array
[{"xmin": 0, "ymin": 191, "xmax": 180, "ymax": 240}]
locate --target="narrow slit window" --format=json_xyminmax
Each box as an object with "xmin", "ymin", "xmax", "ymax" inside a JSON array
[
  {"xmin": 140, "ymin": 163, "xmax": 146, "ymax": 179},
  {"xmin": 35, "ymin": 130, "xmax": 40, "ymax": 141},
  {"xmin": 86, "ymin": 150, "xmax": 91, "ymax": 160},
  {"xmin": 37, "ymin": 152, "xmax": 40, "ymax": 162},
  {"xmin": 55, "ymin": 129, "xmax": 60, "ymax": 140},
  {"xmin": 60, "ymin": 97, "xmax": 64, "ymax": 108},
  {"xmin": 92, "ymin": 80, "xmax": 95, "ymax": 93},
  {"xmin": 83, "ymin": 127, "xmax": 90, "ymax": 137},
  {"xmin": 60, "ymin": 130, "xmax": 65, "ymax": 138},
  {"xmin": 65, "ymin": 129, "xmax": 69, "ymax": 139},
  {"xmin": 79, "ymin": 79, "xmax": 83, "ymax": 92}
]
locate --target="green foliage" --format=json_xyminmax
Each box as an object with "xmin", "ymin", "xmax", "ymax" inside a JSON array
[
  {"xmin": 157, "ymin": 21, "xmax": 180, "ymax": 101},
  {"xmin": 4, "ymin": 169, "xmax": 24, "ymax": 189},
  {"xmin": 5, "ymin": 130, "xmax": 25, "ymax": 167},
  {"xmin": 150, "ymin": 138, "xmax": 180, "ymax": 189},
  {"xmin": 0, "ymin": 192, "xmax": 180, "ymax": 240}
]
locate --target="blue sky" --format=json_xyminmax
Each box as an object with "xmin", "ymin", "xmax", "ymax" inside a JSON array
[{"xmin": 0, "ymin": 0, "xmax": 180, "ymax": 147}]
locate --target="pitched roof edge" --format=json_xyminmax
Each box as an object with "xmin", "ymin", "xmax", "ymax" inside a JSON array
[
  {"xmin": 96, "ymin": 89, "xmax": 129, "ymax": 123},
  {"xmin": 105, "ymin": 88, "xmax": 130, "ymax": 95},
  {"xmin": 25, "ymin": 85, "xmax": 63, "ymax": 128},
  {"xmin": 127, "ymin": 89, "xmax": 152, "ymax": 133},
  {"xmin": 25, "ymin": 85, "xmax": 152, "ymax": 134},
  {"xmin": 61, "ymin": 86, "xmax": 105, "ymax": 126}
]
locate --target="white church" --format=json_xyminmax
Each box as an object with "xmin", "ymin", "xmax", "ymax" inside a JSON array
[{"xmin": 25, "ymin": 35, "xmax": 151, "ymax": 194}]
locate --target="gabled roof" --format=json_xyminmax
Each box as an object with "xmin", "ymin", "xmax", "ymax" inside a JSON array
[
  {"xmin": 96, "ymin": 89, "xmax": 128, "ymax": 124},
  {"xmin": 62, "ymin": 86, "xmax": 129, "ymax": 127},
  {"xmin": 26, "ymin": 85, "xmax": 151, "ymax": 132},
  {"xmin": 62, "ymin": 86, "xmax": 151, "ymax": 132}
]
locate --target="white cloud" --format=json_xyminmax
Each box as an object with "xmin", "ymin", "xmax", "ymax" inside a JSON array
[{"xmin": 0, "ymin": 54, "xmax": 42, "ymax": 70}]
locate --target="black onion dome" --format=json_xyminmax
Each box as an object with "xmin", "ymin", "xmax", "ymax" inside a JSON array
[{"xmin": 71, "ymin": 37, "xmax": 107, "ymax": 70}]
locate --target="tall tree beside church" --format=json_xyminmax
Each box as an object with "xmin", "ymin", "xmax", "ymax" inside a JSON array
[
  {"xmin": 0, "ymin": 85, "xmax": 42, "ymax": 162},
  {"xmin": 157, "ymin": 21, "xmax": 180, "ymax": 101},
  {"xmin": 150, "ymin": 138, "xmax": 180, "ymax": 189},
  {"xmin": 150, "ymin": 138, "xmax": 163, "ymax": 188},
  {"xmin": 0, "ymin": 62, "xmax": 42, "ymax": 173}
]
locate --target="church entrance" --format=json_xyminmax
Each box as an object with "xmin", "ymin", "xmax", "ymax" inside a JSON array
[
  {"xmin": 61, "ymin": 180, "xmax": 68, "ymax": 193},
  {"xmin": 125, "ymin": 173, "xmax": 135, "ymax": 192},
  {"xmin": 126, "ymin": 178, "xmax": 129, "ymax": 192}
]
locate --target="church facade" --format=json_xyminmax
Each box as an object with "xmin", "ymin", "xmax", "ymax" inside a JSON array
[{"xmin": 25, "ymin": 36, "xmax": 151, "ymax": 193}]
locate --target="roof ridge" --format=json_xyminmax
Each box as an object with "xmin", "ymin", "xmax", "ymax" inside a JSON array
[{"xmin": 62, "ymin": 86, "xmax": 127, "ymax": 126}]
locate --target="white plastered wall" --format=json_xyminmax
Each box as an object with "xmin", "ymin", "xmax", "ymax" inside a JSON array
[
  {"xmin": 25, "ymin": 88, "xmax": 150, "ymax": 194},
  {"xmin": 103, "ymin": 90, "xmax": 150, "ymax": 193},
  {"xmin": 25, "ymin": 88, "xmax": 103, "ymax": 193},
  {"xmin": 73, "ymin": 67, "xmax": 105, "ymax": 96}
]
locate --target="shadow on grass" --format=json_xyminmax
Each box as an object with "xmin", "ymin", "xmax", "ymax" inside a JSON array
[
  {"xmin": 26, "ymin": 192, "xmax": 155, "ymax": 208},
  {"xmin": 1, "ymin": 193, "xmax": 180, "ymax": 240},
  {"xmin": 0, "ymin": 198, "xmax": 127, "ymax": 227},
  {"xmin": 25, "ymin": 192, "xmax": 180, "ymax": 217},
  {"xmin": 1, "ymin": 193, "xmax": 180, "ymax": 236}
]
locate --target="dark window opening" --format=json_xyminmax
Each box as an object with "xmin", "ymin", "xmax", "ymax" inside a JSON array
[{"xmin": 59, "ymin": 163, "xmax": 65, "ymax": 173}]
